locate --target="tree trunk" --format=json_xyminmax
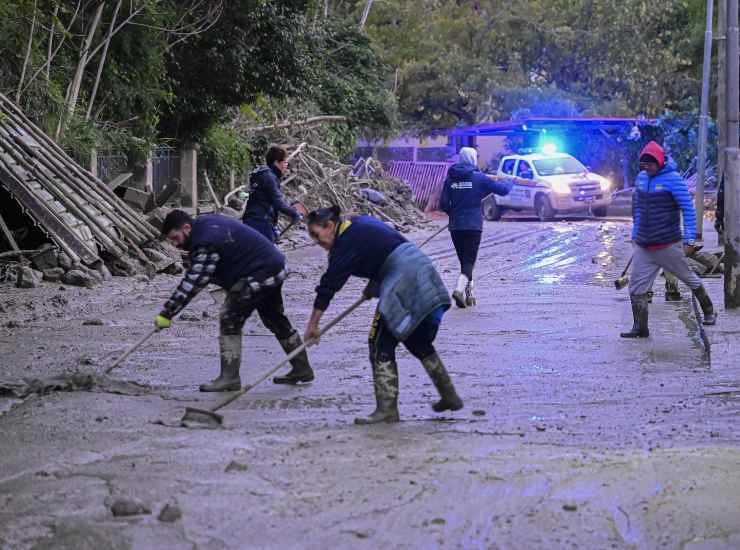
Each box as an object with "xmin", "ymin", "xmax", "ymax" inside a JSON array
[
  {"xmin": 16, "ymin": 0, "xmax": 38, "ymax": 103},
  {"xmin": 358, "ymin": 0, "xmax": 374, "ymax": 30},
  {"xmin": 46, "ymin": 4, "xmax": 60, "ymax": 85},
  {"xmin": 55, "ymin": 1, "xmax": 105, "ymax": 139},
  {"xmin": 86, "ymin": 0, "xmax": 122, "ymax": 121}
]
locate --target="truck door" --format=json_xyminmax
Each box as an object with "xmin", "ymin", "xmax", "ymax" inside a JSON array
[
  {"xmin": 514, "ymin": 160, "xmax": 536, "ymax": 207},
  {"xmin": 498, "ymin": 158, "xmax": 517, "ymax": 206}
]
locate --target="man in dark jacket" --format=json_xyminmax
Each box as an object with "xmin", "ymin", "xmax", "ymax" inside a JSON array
[
  {"xmin": 621, "ymin": 141, "xmax": 717, "ymax": 338},
  {"xmin": 439, "ymin": 147, "xmax": 514, "ymax": 308},
  {"xmin": 242, "ymin": 145, "xmax": 302, "ymax": 242},
  {"xmin": 155, "ymin": 210, "xmax": 314, "ymax": 390}
]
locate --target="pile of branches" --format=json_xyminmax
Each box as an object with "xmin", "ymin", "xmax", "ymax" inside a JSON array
[{"xmin": 278, "ymin": 141, "xmax": 425, "ymax": 230}]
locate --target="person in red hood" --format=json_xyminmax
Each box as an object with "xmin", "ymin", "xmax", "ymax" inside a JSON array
[{"xmin": 621, "ymin": 142, "xmax": 716, "ymax": 338}]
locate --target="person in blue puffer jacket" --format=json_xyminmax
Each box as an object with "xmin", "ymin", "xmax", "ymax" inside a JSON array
[
  {"xmin": 439, "ymin": 147, "xmax": 515, "ymax": 308},
  {"xmin": 621, "ymin": 141, "xmax": 717, "ymax": 338}
]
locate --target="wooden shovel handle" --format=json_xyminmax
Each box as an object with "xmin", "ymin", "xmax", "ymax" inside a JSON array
[{"xmin": 105, "ymin": 328, "xmax": 158, "ymax": 374}]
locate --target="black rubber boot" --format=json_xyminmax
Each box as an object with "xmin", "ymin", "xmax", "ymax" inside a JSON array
[
  {"xmin": 665, "ymin": 280, "xmax": 682, "ymax": 302},
  {"xmin": 354, "ymin": 359, "xmax": 400, "ymax": 424},
  {"xmin": 693, "ymin": 286, "xmax": 717, "ymax": 325},
  {"xmin": 421, "ymin": 352, "xmax": 463, "ymax": 413},
  {"xmin": 620, "ymin": 293, "xmax": 650, "ymax": 338},
  {"xmin": 273, "ymin": 331, "xmax": 314, "ymax": 384},
  {"xmin": 200, "ymin": 334, "xmax": 241, "ymax": 392}
]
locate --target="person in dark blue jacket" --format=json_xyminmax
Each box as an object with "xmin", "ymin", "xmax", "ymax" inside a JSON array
[
  {"xmin": 439, "ymin": 147, "xmax": 514, "ymax": 308},
  {"xmin": 242, "ymin": 145, "xmax": 302, "ymax": 242},
  {"xmin": 303, "ymin": 206, "xmax": 461, "ymax": 425},
  {"xmin": 155, "ymin": 210, "xmax": 314, "ymax": 391},
  {"xmin": 621, "ymin": 141, "xmax": 716, "ymax": 338}
]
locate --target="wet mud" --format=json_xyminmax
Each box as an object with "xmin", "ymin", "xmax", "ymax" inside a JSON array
[{"xmin": 1, "ymin": 217, "xmax": 739, "ymax": 549}]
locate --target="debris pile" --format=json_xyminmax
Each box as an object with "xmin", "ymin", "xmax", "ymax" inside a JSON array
[
  {"xmin": 0, "ymin": 93, "xmax": 181, "ymax": 288},
  {"xmin": 227, "ymin": 142, "xmax": 427, "ymax": 241}
]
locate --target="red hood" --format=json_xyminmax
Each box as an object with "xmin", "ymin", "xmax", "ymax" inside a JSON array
[{"xmin": 639, "ymin": 141, "xmax": 666, "ymax": 168}]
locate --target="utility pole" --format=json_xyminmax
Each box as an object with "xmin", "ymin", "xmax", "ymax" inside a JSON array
[
  {"xmin": 718, "ymin": 0, "xmax": 728, "ymax": 201},
  {"xmin": 725, "ymin": 0, "xmax": 740, "ymax": 308},
  {"xmin": 696, "ymin": 0, "xmax": 714, "ymax": 241}
]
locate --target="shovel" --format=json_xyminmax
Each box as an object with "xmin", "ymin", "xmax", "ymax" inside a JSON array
[
  {"xmin": 614, "ymin": 255, "xmax": 633, "ymax": 290},
  {"xmin": 690, "ymin": 292, "xmax": 711, "ymax": 361},
  {"xmin": 181, "ymin": 295, "xmax": 369, "ymax": 428}
]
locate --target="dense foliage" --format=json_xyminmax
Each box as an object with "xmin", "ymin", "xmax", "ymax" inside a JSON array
[{"xmin": 0, "ymin": 0, "xmax": 713, "ymax": 170}]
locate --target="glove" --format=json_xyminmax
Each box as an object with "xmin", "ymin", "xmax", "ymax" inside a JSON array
[
  {"xmin": 363, "ymin": 280, "xmax": 380, "ymax": 300},
  {"xmin": 155, "ymin": 314, "xmax": 172, "ymax": 330}
]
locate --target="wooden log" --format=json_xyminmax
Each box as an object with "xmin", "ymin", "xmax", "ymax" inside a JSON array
[
  {"xmin": 202, "ymin": 171, "xmax": 222, "ymax": 210},
  {"xmin": 0, "ymin": 212, "xmax": 20, "ymax": 252}
]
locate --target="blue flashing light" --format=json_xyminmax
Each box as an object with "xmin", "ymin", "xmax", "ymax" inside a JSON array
[{"xmin": 542, "ymin": 142, "xmax": 558, "ymax": 155}]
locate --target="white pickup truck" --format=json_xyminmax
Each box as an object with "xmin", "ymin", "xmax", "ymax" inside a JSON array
[{"xmin": 483, "ymin": 152, "xmax": 613, "ymax": 221}]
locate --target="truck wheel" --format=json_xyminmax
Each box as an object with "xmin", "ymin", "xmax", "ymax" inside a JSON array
[
  {"xmin": 592, "ymin": 206, "xmax": 608, "ymax": 217},
  {"xmin": 482, "ymin": 197, "xmax": 502, "ymax": 221},
  {"xmin": 535, "ymin": 195, "xmax": 556, "ymax": 222}
]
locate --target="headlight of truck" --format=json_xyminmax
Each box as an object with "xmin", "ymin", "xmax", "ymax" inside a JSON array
[
  {"xmin": 599, "ymin": 178, "xmax": 611, "ymax": 192},
  {"xmin": 551, "ymin": 181, "xmax": 571, "ymax": 194}
]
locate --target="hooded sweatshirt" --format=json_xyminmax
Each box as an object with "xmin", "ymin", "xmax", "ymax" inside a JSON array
[
  {"xmin": 632, "ymin": 141, "xmax": 696, "ymax": 248},
  {"xmin": 439, "ymin": 155, "xmax": 512, "ymax": 232},
  {"xmin": 242, "ymin": 164, "xmax": 300, "ymax": 241}
]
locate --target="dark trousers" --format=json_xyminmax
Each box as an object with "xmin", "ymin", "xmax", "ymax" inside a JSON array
[
  {"xmin": 450, "ymin": 230, "xmax": 482, "ymax": 280},
  {"xmin": 220, "ymin": 282, "xmax": 294, "ymax": 338},
  {"xmin": 243, "ymin": 217, "xmax": 276, "ymax": 243},
  {"xmin": 368, "ymin": 308, "xmax": 442, "ymax": 364}
]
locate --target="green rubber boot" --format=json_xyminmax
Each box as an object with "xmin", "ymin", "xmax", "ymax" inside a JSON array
[
  {"xmin": 200, "ymin": 334, "xmax": 241, "ymax": 392},
  {"xmin": 354, "ymin": 359, "xmax": 400, "ymax": 424}
]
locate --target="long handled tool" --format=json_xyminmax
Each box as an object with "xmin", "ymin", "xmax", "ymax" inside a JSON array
[
  {"xmin": 418, "ymin": 223, "xmax": 449, "ymax": 249},
  {"xmin": 105, "ymin": 328, "xmax": 158, "ymax": 375},
  {"xmin": 614, "ymin": 255, "xmax": 633, "ymax": 290},
  {"xmin": 181, "ymin": 295, "xmax": 369, "ymax": 428},
  {"xmin": 276, "ymin": 202, "xmax": 308, "ymax": 242},
  {"xmin": 690, "ymin": 292, "xmax": 711, "ymax": 361}
]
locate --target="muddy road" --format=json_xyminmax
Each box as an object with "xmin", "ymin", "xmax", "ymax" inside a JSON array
[{"xmin": 1, "ymin": 217, "xmax": 739, "ymax": 549}]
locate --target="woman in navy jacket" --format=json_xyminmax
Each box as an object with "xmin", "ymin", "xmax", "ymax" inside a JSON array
[
  {"xmin": 440, "ymin": 147, "xmax": 514, "ymax": 308},
  {"xmin": 303, "ymin": 206, "xmax": 462, "ymax": 425}
]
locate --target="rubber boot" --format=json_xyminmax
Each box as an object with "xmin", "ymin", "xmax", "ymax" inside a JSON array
[
  {"xmin": 620, "ymin": 293, "xmax": 650, "ymax": 338},
  {"xmin": 665, "ymin": 274, "xmax": 681, "ymax": 301},
  {"xmin": 354, "ymin": 359, "xmax": 400, "ymax": 424},
  {"xmin": 200, "ymin": 334, "xmax": 241, "ymax": 392},
  {"xmin": 273, "ymin": 331, "xmax": 315, "ymax": 384},
  {"xmin": 693, "ymin": 286, "xmax": 717, "ymax": 325},
  {"xmin": 421, "ymin": 352, "xmax": 464, "ymax": 413},
  {"xmin": 465, "ymin": 279, "xmax": 476, "ymax": 307},
  {"xmin": 452, "ymin": 274, "xmax": 469, "ymax": 309}
]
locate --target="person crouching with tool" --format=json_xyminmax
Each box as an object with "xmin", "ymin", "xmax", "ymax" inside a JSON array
[
  {"xmin": 155, "ymin": 210, "xmax": 314, "ymax": 390},
  {"xmin": 440, "ymin": 146, "xmax": 513, "ymax": 308},
  {"xmin": 242, "ymin": 145, "xmax": 303, "ymax": 242},
  {"xmin": 303, "ymin": 206, "xmax": 462, "ymax": 424},
  {"xmin": 621, "ymin": 141, "xmax": 717, "ymax": 339}
]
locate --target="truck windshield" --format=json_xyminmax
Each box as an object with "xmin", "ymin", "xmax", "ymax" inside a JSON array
[{"xmin": 533, "ymin": 157, "xmax": 586, "ymax": 176}]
